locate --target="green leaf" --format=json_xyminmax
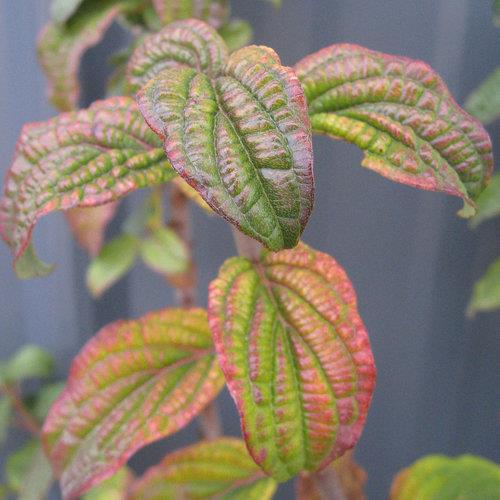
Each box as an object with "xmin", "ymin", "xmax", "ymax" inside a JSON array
[
  {"xmin": 82, "ymin": 468, "xmax": 133, "ymax": 500},
  {"xmin": 208, "ymin": 242, "xmax": 376, "ymax": 481},
  {"xmin": 17, "ymin": 445, "xmax": 53, "ymax": 500},
  {"xmin": 494, "ymin": 0, "xmax": 500, "ymax": 27},
  {"xmin": 0, "ymin": 398, "xmax": 12, "ymax": 446},
  {"xmin": 140, "ymin": 227, "xmax": 189, "ymax": 275},
  {"xmin": 151, "ymin": 0, "xmax": 229, "ymax": 28},
  {"xmin": 50, "ymin": 0, "xmax": 85, "ymax": 23},
  {"xmin": 295, "ymin": 44, "xmax": 493, "ymax": 215},
  {"xmin": 129, "ymin": 438, "xmax": 277, "ymax": 499},
  {"xmin": 6, "ymin": 441, "xmax": 39, "ymax": 493},
  {"xmin": 42, "ymin": 308, "xmax": 225, "ymax": 499},
  {"xmin": 219, "ymin": 19, "xmax": 253, "ymax": 52},
  {"xmin": 390, "ymin": 454, "xmax": 500, "ymax": 500},
  {"xmin": 0, "ymin": 97, "xmax": 175, "ymax": 279},
  {"xmin": 31, "ymin": 382, "xmax": 65, "ymax": 422},
  {"xmin": 135, "ymin": 21, "xmax": 314, "ymax": 251},
  {"xmin": 470, "ymin": 173, "xmax": 500, "ymax": 227},
  {"xmin": 467, "ymin": 258, "xmax": 500, "ymax": 317},
  {"xmin": 0, "ymin": 345, "xmax": 54, "ymax": 384},
  {"xmin": 465, "ymin": 67, "xmax": 500, "ymax": 125},
  {"xmin": 86, "ymin": 234, "xmax": 139, "ymax": 297}
]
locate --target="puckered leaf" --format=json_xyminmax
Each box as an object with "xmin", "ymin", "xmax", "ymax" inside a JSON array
[
  {"xmin": 465, "ymin": 67, "xmax": 500, "ymax": 125},
  {"xmin": 467, "ymin": 257, "xmax": 500, "ymax": 317},
  {"xmin": 295, "ymin": 44, "xmax": 493, "ymax": 214},
  {"xmin": 0, "ymin": 96, "xmax": 175, "ymax": 279},
  {"xmin": 470, "ymin": 173, "xmax": 500, "ymax": 228},
  {"xmin": 208, "ymin": 242, "xmax": 376, "ymax": 481},
  {"xmin": 135, "ymin": 21, "xmax": 314, "ymax": 251},
  {"xmin": 151, "ymin": 0, "xmax": 229, "ymax": 28},
  {"xmin": 129, "ymin": 438, "xmax": 277, "ymax": 499},
  {"xmin": 65, "ymin": 203, "xmax": 119, "ymax": 256},
  {"xmin": 42, "ymin": 308, "xmax": 224, "ymax": 499},
  {"xmin": 390, "ymin": 454, "xmax": 500, "ymax": 500}
]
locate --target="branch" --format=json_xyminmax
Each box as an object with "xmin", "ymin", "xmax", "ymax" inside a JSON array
[{"xmin": 1, "ymin": 384, "xmax": 41, "ymax": 437}]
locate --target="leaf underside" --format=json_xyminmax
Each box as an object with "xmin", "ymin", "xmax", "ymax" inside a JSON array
[
  {"xmin": 42, "ymin": 308, "xmax": 224, "ymax": 499},
  {"xmin": 208, "ymin": 242, "xmax": 376, "ymax": 481},
  {"xmin": 152, "ymin": 0, "xmax": 229, "ymax": 28},
  {"xmin": 129, "ymin": 438, "xmax": 277, "ymax": 499},
  {"xmin": 294, "ymin": 44, "xmax": 493, "ymax": 214},
  {"xmin": 390, "ymin": 454, "xmax": 500, "ymax": 500},
  {"xmin": 134, "ymin": 20, "xmax": 314, "ymax": 251},
  {"xmin": 0, "ymin": 96, "xmax": 175, "ymax": 278}
]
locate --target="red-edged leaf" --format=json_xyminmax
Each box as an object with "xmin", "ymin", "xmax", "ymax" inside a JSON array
[
  {"xmin": 208, "ymin": 242, "xmax": 376, "ymax": 481},
  {"xmin": 65, "ymin": 202, "xmax": 119, "ymax": 256},
  {"xmin": 295, "ymin": 44, "xmax": 493, "ymax": 215},
  {"xmin": 129, "ymin": 438, "xmax": 277, "ymax": 499},
  {"xmin": 0, "ymin": 96, "xmax": 175, "ymax": 278},
  {"xmin": 151, "ymin": 0, "xmax": 229, "ymax": 28},
  {"xmin": 135, "ymin": 21, "xmax": 314, "ymax": 251},
  {"xmin": 42, "ymin": 308, "xmax": 224, "ymax": 499}
]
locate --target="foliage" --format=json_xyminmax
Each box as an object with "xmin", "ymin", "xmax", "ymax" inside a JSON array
[{"xmin": 0, "ymin": 1, "xmax": 497, "ymax": 499}]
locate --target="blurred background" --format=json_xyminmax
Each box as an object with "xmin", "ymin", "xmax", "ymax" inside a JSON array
[{"xmin": 0, "ymin": 0, "xmax": 499, "ymax": 498}]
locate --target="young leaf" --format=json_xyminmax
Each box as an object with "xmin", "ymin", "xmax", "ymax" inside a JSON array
[
  {"xmin": 82, "ymin": 468, "xmax": 133, "ymax": 500},
  {"xmin": 465, "ymin": 67, "xmax": 500, "ymax": 125},
  {"xmin": 208, "ymin": 242, "xmax": 376, "ymax": 481},
  {"xmin": 390, "ymin": 454, "xmax": 500, "ymax": 500},
  {"xmin": 50, "ymin": 0, "xmax": 85, "ymax": 24},
  {"xmin": 86, "ymin": 234, "xmax": 139, "ymax": 297},
  {"xmin": 151, "ymin": 0, "xmax": 229, "ymax": 28},
  {"xmin": 16, "ymin": 444, "xmax": 54, "ymax": 500},
  {"xmin": 467, "ymin": 258, "xmax": 500, "ymax": 317},
  {"xmin": 42, "ymin": 308, "xmax": 224, "ymax": 499},
  {"xmin": 65, "ymin": 202, "xmax": 119, "ymax": 256},
  {"xmin": 6, "ymin": 441, "xmax": 39, "ymax": 493},
  {"xmin": 31, "ymin": 382, "xmax": 65, "ymax": 422},
  {"xmin": 295, "ymin": 44, "xmax": 493, "ymax": 215},
  {"xmin": 0, "ymin": 345, "xmax": 54, "ymax": 384},
  {"xmin": 0, "ymin": 96, "xmax": 175, "ymax": 279},
  {"xmin": 470, "ymin": 173, "xmax": 500, "ymax": 228},
  {"xmin": 135, "ymin": 21, "xmax": 314, "ymax": 251},
  {"xmin": 219, "ymin": 19, "xmax": 253, "ymax": 52},
  {"xmin": 129, "ymin": 438, "xmax": 277, "ymax": 499}
]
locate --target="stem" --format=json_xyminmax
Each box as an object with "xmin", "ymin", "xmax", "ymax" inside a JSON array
[
  {"xmin": 168, "ymin": 183, "xmax": 222, "ymax": 439},
  {"xmin": 1, "ymin": 384, "xmax": 41, "ymax": 437}
]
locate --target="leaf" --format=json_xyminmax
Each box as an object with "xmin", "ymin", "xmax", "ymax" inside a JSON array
[
  {"xmin": 86, "ymin": 234, "xmax": 139, "ymax": 297},
  {"xmin": 0, "ymin": 398, "xmax": 12, "ymax": 446},
  {"xmin": 0, "ymin": 96, "xmax": 175, "ymax": 279},
  {"xmin": 31, "ymin": 382, "xmax": 66, "ymax": 422},
  {"xmin": 65, "ymin": 203, "xmax": 119, "ymax": 256},
  {"xmin": 42, "ymin": 308, "xmax": 224, "ymax": 499},
  {"xmin": 470, "ymin": 173, "xmax": 500, "ymax": 227},
  {"xmin": 390, "ymin": 454, "xmax": 500, "ymax": 500},
  {"xmin": 219, "ymin": 19, "xmax": 253, "ymax": 52},
  {"xmin": 136, "ymin": 21, "xmax": 314, "ymax": 251},
  {"xmin": 17, "ymin": 445, "xmax": 53, "ymax": 500},
  {"xmin": 82, "ymin": 468, "xmax": 133, "ymax": 500},
  {"xmin": 140, "ymin": 227, "xmax": 189, "ymax": 275},
  {"xmin": 6, "ymin": 441, "xmax": 39, "ymax": 493},
  {"xmin": 208, "ymin": 242, "xmax": 376, "ymax": 481},
  {"xmin": 467, "ymin": 257, "xmax": 500, "ymax": 317},
  {"xmin": 295, "ymin": 44, "xmax": 493, "ymax": 214},
  {"xmin": 50, "ymin": 0, "xmax": 85, "ymax": 23},
  {"xmin": 494, "ymin": 0, "xmax": 500, "ymax": 27},
  {"xmin": 151, "ymin": 0, "xmax": 229, "ymax": 28},
  {"xmin": 465, "ymin": 67, "xmax": 500, "ymax": 125},
  {"xmin": 0, "ymin": 345, "xmax": 54, "ymax": 384},
  {"xmin": 129, "ymin": 438, "xmax": 277, "ymax": 499},
  {"xmin": 172, "ymin": 178, "xmax": 213, "ymax": 213}
]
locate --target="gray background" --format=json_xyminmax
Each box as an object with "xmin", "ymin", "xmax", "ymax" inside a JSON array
[{"xmin": 0, "ymin": 0, "xmax": 499, "ymax": 498}]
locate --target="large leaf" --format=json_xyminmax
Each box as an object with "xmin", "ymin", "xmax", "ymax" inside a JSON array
[
  {"xmin": 135, "ymin": 21, "xmax": 314, "ymax": 251},
  {"xmin": 42, "ymin": 308, "xmax": 224, "ymax": 499},
  {"xmin": 390, "ymin": 454, "xmax": 500, "ymax": 500},
  {"xmin": 0, "ymin": 97, "xmax": 175, "ymax": 279},
  {"xmin": 208, "ymin": 242, "xmax": 376, "ymax": 481},
  {"xmin": 129, "ymin": 438, "xmax": 277, "ymax": 499},
  {"xmin": 465, "ymin": 67, "xmax": 500, "ymax": 126},
  {"xmin": 151, "ymin": 0, "xmax": 229, "ymax": 28},
  {"xmin": 295, "ymin": 44, "xmax": 493, "ymax": 215},
  {"xmin": 467, "ymin": 257, "xmax": 500, "ymax": 317},
  {"xmin": 470, "ymin": 173, "xmax": 500, "ymax": 227}
]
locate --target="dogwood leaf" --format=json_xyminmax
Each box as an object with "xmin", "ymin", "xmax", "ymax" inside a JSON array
[
  {"xmin": 467, "ymin": 258, "xmax": 500, "ymax": 317},
  {"xmin": 465, "ymin": 67, "xmax": 500, "ymax": 125},
  {"xmin": 208, "ymin": 242, "xmax": 376, "ymax": 481},
  {"xmin": 470, "ymin": 173, "xmax": 500, "ymax": 228},
  {"xmin": 295, "ymin": 44, "xmax": 493, "ymax": 215},
  {"xmin": 42, "ymin": 308, "xmax": 224, "ymax": 499},
  {"xmin": 0, "ymin": 97, "xmax": 175, "ymax": 279}
]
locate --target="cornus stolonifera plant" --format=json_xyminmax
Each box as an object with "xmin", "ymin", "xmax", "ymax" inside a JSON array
[{"xmin": 0, "ymin": 1, "xmax": 496, "ymax": 499}]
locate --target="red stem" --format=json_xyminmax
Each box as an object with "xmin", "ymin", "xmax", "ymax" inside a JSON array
[{"xmin": 2, "ymin": 384, "xmax": 41, "ymax": 437}]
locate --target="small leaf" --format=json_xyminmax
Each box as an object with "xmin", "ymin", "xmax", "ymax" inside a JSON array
[
  {"xmin": 0, "ymin": 398, "xmax": 12, "ymax": 446},
  {"xmin": 86, "ymin": 234, "xmax": 139, "ymax": 297},
  {"xmin": 219, "ymin": 19, "xmax": 253, "ymax": 52},
  {"xmin": 50, "ymin": 0, "xmax": 85, "ymax": 24},
  {"xmin": 129, "ymin": 438, "xmax": 277, "ymax": 499},
  {"xmin": 467, "ymin": 258, "xmax": 500, "ymax": 317},
  {"xmin": 140, "ymin": 227, "xmax": 189, "ymax": 275},
  {"xmin": 465, "ymin": 67, "xmax": 500, "ymax": 125},
  {"xmin": 151, "ymin": 0, "xmax": 229, "ymax": 28},
  {"xmin": 65, "ymin": 203, "xmax": 119, "ymax": 256},
  {"xmin": 208, "ymin": 242, "xmax": 376, "ymax": 481},
  {"xmin": 470, "ymin": 173, "xmax": 500, "ymax": 227},
  {"xmin": 31, "ymin": 382, "xmax": 65, "ymax": 422},
  {"xmin": 42, "ymin": 308, "xmax": 224, "ymax": 499},
  {"xmin": 17, "ymin": 445, "xmax": 53, "ymax": 500},
  {"xmin": 0, "ymin": 96, "xmax": 175, "ymax": 279},
  {"xmin": 82, "ymin": 468, "xmax": 133, "ymax": 500},
  {"xmin": 6, "ymin": 441, "xmax": 39, "ymax": 493},
  {"xmin": 0, "ymin": 345, "xmax": 54, "ymax": 384},
  {"xmin": 390, "ymin": 454, "xmax": 500, "ymax": 500},
  {"xmin": 295, "ymin": 44, "xmax": 493, "ymax": 214},
  {"xmin": 136, "ymin": 21, "xmax": 314, "ymax": 251}
]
